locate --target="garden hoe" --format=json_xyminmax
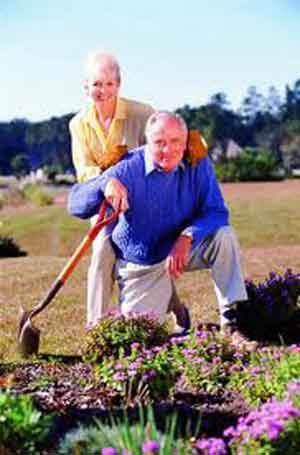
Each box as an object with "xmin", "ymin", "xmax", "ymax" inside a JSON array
[{"xmin": 17, "ymin": 200, "xmax": 119, "ymax": 358}]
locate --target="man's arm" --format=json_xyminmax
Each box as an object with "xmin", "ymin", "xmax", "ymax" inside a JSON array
[
  {"xmin": 181, "ymin": 158, "xmax": 229, "ymax": 244},
  {"xmin": 166, "ymin": 158, "xmax": 229, "ymax": 278},
  {"xmin": 68, "ymin": 157, "xmax": 132, "ymax": 219},
  {"xmin": 68, "ymin": 176, "xmax": 105, "ymax": 219}
]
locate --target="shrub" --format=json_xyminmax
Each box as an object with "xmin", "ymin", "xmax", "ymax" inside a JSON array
[
  {"xmin": 94, "ymin": 343, "xmax": 179, "ymax": 402},
  {"xmin": 224, "ymin": 397, "xmax": 300, "ymax": 455},
  {"xmin": 0, "ymin": 392, "xmax": 54, "ymax": 454},
  {"xmin": 235, "ymin": 269, "xmax": 300, "ymax": 340},
  {"xmin": 59, "ymin": 406, "xmax": 190, "ymax": 454},
  {"xmin": 215, "ymin": 148, "xmax": 280, "ymax": 182},
  {"xmin": 170, "ymin": 326, "xmax": 250, "ymax": 394},
  {"xmin": 0, "ymin": 235, "xmax": 27, "ymax": 257},
  {"xmin": 22, "ymin": 183, "xmax": 53, "ymax": 206},
  {"xmin": 214, "ymin": 161, "xmax": 239, "ymax": 183},
  {"xmin": 83, "ymin": 311, "xmax": 169, "ymax": 363},
  {"xmin": 229, "ymin": 347, "xmax": 300, "ymax": 407}
]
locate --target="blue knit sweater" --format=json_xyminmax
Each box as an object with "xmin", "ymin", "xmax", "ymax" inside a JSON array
[{"xmin": 68, "ymin": 146, "xmax": 229, "ymax": 265}]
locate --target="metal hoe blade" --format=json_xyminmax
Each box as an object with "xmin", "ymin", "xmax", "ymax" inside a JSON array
[{"xmin": 18, "ymin": 309, "xmax": 40, "ymax": 357}]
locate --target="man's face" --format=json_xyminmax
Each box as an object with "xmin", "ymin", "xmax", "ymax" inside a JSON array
[
  {"xmin": 86, "ymin": 63, "xmax": 120, "ymax": 103},
  {"xmin": 148, "ymin": 119, "xmax": 187, "ymax": 172}
]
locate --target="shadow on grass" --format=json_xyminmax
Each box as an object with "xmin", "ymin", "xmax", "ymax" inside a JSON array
[{"xmin": 38, "ymin": 353, "xmax": 82, "ymax": 364}]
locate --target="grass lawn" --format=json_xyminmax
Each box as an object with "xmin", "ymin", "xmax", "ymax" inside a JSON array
[{"xmin": 1, "ymin": 179, "xmax": 300, "ymax": 362}]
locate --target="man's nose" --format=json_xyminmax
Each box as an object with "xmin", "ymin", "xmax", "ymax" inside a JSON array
[{"xmin": 162, "ymin": 143, "xmax": 173, "ymax": 154}]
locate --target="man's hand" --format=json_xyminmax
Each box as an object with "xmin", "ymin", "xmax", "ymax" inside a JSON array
[
  {"xmin": 165, "ymin": 234, "xmax": 192, "ymax": 279},
  {"xmin": 105, "ymin": 178, "xmax": 129, "ymax": 212}
]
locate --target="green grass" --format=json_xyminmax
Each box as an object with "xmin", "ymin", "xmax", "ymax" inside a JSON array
[
  {"xmin": 1, "ymin": 186, "xmax": 300, "ymax": 258},
  {"xmin": 0, "ymin": 206, "xmax": 88, "ymax": 257},
  {"xmin": 228, "ymin": 195, "xmax": 300, "ymax": 247}
]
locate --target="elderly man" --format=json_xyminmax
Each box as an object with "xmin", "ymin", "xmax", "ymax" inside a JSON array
[{"xmin": 68, "ymin": 111, "xmax": 248, "ymax": 340}]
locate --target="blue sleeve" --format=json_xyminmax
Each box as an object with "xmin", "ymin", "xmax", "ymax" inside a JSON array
[
  {"xmin": 68, "ymin": 156, "xmax": 134, "ymax": 219},
  {"xmin": 182, "ymin": 158, "xmax": 229, "ymax": 247},
  {"xmin": 67, "ymin": 176, "xmax": 105, "ymax": 219}
]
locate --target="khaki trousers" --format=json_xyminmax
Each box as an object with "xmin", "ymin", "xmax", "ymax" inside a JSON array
[
  {"xmin": 115, "ymin": 226, "xmax": 247, "ymax": 326},
  {"xmin": 87, "ymin": 216, "xmax": 115, "ymax": 325},
  {"xmin": 87, "ymin": 216, "xmax": 181, "ymax": 326}
]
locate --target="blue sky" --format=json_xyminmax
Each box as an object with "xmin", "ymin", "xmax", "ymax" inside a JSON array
[{"xmin": 1, "ymin": 0, "xmax": 299, "ymax": 121}]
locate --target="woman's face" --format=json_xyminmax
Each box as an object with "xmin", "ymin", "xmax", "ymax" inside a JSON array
[{"xmin": 87, "ymin": 64, "xmax": 120, "ymax": 103}]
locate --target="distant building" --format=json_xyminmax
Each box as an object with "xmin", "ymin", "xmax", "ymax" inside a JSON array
[
  {"xmin": 225, "ymin": 139, "xmax": 242, "ymax": 160},
  {"xmin": 210, "ymin": 139, "xmax": 242, "ymax": 163},
  {"xmin": 280, "ymin": 135, "xmax": 300, "ymax": 171},
  {"xmin": 23, "ymin": 168, "xmax": 48, "ymax": 185}
]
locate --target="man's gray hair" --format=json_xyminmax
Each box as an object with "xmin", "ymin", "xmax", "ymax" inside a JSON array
[
  {"xmin": 145, "ymin": 111, "xmax": 188, "ymax": 139},
  {"xmin": 85, "ymin": 52, "xmax": 121, "ymax": 82}
]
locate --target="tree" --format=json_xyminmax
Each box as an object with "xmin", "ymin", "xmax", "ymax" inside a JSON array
[
  {"xmin": 239, "ymin": 86, "xmax": 265, "ymax": 124},
  {"xmin": 282, "ymin": 79, "xmax": 300, "ymax": 121},
  {"xmin": 10, "ymin": 154, "xmax": 30, "ymax": 178},
  {"xmin": 209, "ymin": 92, "xmax": 230, "ymax": 109},
  {"xmin": 265, "ymin": 86, "xmax": 282, "ymax": 118}
]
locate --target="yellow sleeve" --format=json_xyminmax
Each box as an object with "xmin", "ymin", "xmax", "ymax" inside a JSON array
[{"xmin": 69, "ymin": 120, "xmax": 101, "ymax": 182}]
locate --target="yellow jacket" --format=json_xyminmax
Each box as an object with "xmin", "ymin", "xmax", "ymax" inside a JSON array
[{"xmin": 70, "ymin": 97, "xmax": 154, "ymax": 182}]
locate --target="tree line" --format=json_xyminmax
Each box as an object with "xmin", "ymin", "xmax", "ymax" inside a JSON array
[{"xmin": 1, "ymin": 79, "xmax": 300, "ymax": 178}]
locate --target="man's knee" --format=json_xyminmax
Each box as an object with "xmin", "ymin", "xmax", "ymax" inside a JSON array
[{"xmin": 203, "ymin": 226, "xmax": 240, "ymax": 267}]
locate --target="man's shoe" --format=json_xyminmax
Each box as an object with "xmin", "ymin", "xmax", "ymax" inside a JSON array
[
  {"xmin": 170, "ymin": 304, "xmax": 191, "ymax": 338},
  {"xmin": 173, "ymin": 303, "xmax": 191, "ymax": 332}
]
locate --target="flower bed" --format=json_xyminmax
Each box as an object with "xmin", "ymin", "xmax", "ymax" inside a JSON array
[{"xmin": 0, "ymin": 269, "xmax": 300, "ymax": 454}]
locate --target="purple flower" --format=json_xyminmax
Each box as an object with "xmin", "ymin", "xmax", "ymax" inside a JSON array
[
  {"xmin": 212, "ymin": 356, "xmax": 221, "ymax": 365},
  {"xmin": 249, "ymin": 367, "xmax": 261, "ymax": 375},
  {"xmin": 112, "ymin": 372, "xmax": 128, "ymax": 381},
  {"xmin": 142, "ymin": 440, "xmax": 160, "ymax": 453},
  {"xmin": 152, "ymin": 346, "xmax": 162, "ymax": 353},
  {"xmin": 267, "ymin": 421, "xmax": 284, "ymax": 440},
  {"xmin": 286, "ymin": 380, "xmax": 300, "ymax": 397},
  {"xmin": 102, "ymin": 448, "xmax": 118, "ymax": 455},
  {"xmin": 225, "ymin": 397, "xmax": 300, "ymax": 449},
  {"xmin": 288, "ymin": 345, "xmax": 300, "ymax": 353},
  {"xmin": 129, "ymin": 360, "xmax": 142, "ymax": 370},
  {"xmin": 142, "ymin": 370, "xmax": 156, "ymax": 381},
  {"xmin": 195, "ymin": 437, "xmax": 227, "ymax": 454}
]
